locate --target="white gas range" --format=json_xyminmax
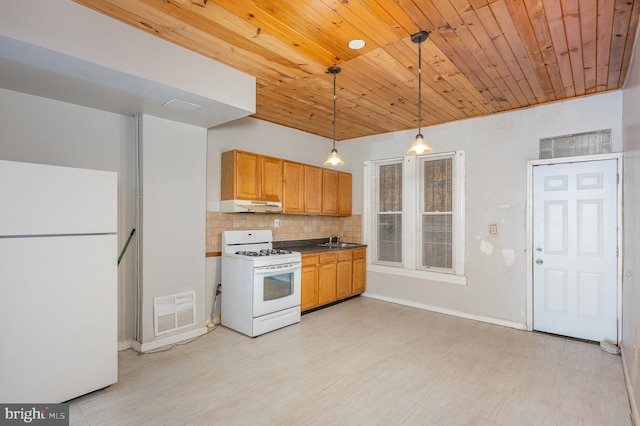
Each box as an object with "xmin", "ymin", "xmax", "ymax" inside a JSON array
[{"xmin": 221, "ymin": 230, "xmax": 302, "ymax": 337}]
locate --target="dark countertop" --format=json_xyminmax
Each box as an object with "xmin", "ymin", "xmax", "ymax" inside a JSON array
[{"xmin": 273, "ymin": 238, "xmax": 367, "ymax": 254}]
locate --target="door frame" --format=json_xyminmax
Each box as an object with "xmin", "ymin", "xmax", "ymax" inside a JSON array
[{"xmin": 526, "ymin": 153, "xmax": 623, "ymax": 336}]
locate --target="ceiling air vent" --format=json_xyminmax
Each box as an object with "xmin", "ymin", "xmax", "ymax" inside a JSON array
[{"xmin": 161, "ymin": 98, "xmax": 203, "ymax": 112}]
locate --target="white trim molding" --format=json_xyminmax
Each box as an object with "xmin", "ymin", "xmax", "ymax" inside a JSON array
[
  {"xmin": 131, "ymin": 326, "xmax": 207, "ymax": 353},
  {"xmin": 621, "ymin": 347, "xmax": 640, "ymax": 426}
]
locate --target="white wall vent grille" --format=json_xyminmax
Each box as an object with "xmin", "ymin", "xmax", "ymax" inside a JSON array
[
  {"xmin": 154, "ymin": 290, "xmax": 196, "ymax": 336},
  {"xmin": 539, "ymin": 129, "xmax": 611, "ymax": 159}
]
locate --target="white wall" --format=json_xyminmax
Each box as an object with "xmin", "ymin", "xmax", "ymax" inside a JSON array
[
  {"xmin": 622, "ymin": 25, "xmax": 640, "ymax": 423},
  {"xmin": 139, "ymin": 115, "xmax": 207, "ymax": 347},
  {"xmin": 344, "ymin": 92, "xmax": 624, "ymax": 326},
  {"xmin": 0, "ymin": 88, "xmax": 137, "ymax": 345}
]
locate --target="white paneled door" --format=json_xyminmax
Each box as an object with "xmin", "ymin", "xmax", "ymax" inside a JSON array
[{"xmin": 533, "ymin": 159, "xmax": 618, "ymax": 342}]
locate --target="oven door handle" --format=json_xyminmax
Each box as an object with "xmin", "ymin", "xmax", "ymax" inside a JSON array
[{"xmin": 254, "ymin": 262, "xmax": 301, "ymax": 274}]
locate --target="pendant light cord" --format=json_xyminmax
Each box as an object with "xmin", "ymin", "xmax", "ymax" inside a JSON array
[
  {"xmin": 324, "ymin": 65, "xmax": 344, "ymax": 165},
  {"xmin": 417, "ymin": 37, "xmax": 422, "ymax": 135},
  {"xmin": 407, "ymin": 30, "xmax": 432, "ymax": 155},
  {"xmin": 332, "ymin": 70, "xmax": 337, "ymax": 149}
]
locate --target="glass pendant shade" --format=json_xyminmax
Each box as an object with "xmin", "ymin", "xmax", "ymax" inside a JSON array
[
  {"xmin": 407, "ymin": 133, "xmax": 433, "ymax": 155},
  {"xmin": 324, "ymin": 148, "xmax": 345, "ymax": 166}
]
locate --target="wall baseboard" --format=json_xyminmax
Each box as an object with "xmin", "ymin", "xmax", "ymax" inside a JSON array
[
  {"xmin": 131, "ymin": 327, "xmax": 207, "ymax": 353},
  {"xmin": 621, "ymin": 347, "xmax": 640, "ymax": 426},
  {"xmin": 118, "ymin": 339, "xmax": 132, "ymax": 351},
  {"xmin": 362, "ymin": 292, "xmax": 527, "ymax": 331}
]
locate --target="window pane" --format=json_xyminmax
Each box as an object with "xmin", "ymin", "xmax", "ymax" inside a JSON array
[
  {"xmin": 422, "ymin": 214, "xmax": 452, "ymax": 268},
  {"xmin": 379, "ymin": 163, "xmax": 402, "ymax": 212},
  {"xmin": 421, "ymin": 156, "xmax": 454, "ymax": 270},
  {"xmin": 423, "ymin": 158, "xmax": 452, "ymax": 213},
  {"xmin": 375, "ymin": 161, "xmax": 402, "ymax": 265},
  {"xmin": 378, "ymin": 213, "xmax": 402, "ymax": 262}
]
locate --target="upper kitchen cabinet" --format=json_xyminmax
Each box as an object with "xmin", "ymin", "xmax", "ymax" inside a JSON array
[
  {"xmin": 322, "ymin": 169, "xmax": 338, "ymax": 215},
  {"xmin": 282, "ymin": 161, "xmax": 305, "ymax": 214},
  {"xmin": 261, "ymin": 156, "xmax": 283, "ymax": 202},
  {"xmin": 220, "ymin": 149, "xmax": 351, "ymax": 216},
  {"xmin": 338, "ymin": 172, "xmax": 352, "ymax": 216},
  {"xmin": 322, "ymin": 170, "xmax": 352, "ymax": 216},
  {"xmin": 221, "ymin": 150, "xmax": 282, "ymax": 201},
  {"xmin": 304, "ymin": 165, "xmax": 323, "ymax": 214}
]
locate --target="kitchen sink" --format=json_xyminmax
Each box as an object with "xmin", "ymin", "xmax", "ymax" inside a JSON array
[{"xmin": 318, "ymin": 242, "xmax": 360, "ymax": 248}]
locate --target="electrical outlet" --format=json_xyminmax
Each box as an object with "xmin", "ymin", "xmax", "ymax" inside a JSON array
[
  {"xmin": 274, "ymin": 219, "xmax": 281, "ymax": 228},
  {"xmin": 489, "ymin": 224, "xmax": 498, "ymax": 235}
]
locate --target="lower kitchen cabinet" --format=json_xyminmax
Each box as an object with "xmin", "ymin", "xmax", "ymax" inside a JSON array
[
  {"xmin": 352, "ymin": 248, "xmax": 366, "ymax": 295},
  {"xmin": 301, "ymin": 248, "xmax": 366, "ymax": 313},
  {"xmin": 317, "ymin": 252, "xmax": 337, "ymax": 305},
  {"xmin": 336, "ymin": 250, "xmax": 353, "ymax": 299},
  {"xmin": 300, "ymin": 254, "xmax": 318, "ymax": 311}
]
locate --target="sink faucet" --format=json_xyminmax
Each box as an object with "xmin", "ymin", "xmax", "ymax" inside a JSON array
[{"xmin": 329, "ymin": 234, "xmax": 340, "ymax": 244}]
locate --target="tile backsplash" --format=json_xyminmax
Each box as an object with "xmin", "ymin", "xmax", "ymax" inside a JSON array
[{"xmin": 206, "ymin": 212, "xmax": 362, "ymax": 254}]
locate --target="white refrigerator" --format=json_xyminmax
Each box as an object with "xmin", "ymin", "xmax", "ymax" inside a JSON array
[{"xmin": 0, "ymin": 160, "xmax": 118, "ymax": 403}]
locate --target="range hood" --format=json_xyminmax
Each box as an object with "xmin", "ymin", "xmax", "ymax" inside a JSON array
[{"xmin": 220, "ymin": 200, "xmax": 284, "ymax": 213}]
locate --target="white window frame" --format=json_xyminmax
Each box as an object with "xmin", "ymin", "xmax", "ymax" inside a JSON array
[{"xmin": 364, "ymin": 151, "xmax": 466, "ymax": 285}]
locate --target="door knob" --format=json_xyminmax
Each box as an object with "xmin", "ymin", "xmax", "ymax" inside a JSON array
[{"xmin": 536, "ymin": 259, "xmax": 543, "ymax": 265}]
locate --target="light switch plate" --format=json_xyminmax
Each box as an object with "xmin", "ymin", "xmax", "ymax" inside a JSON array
[{"xmin": 489, "ymin": 224, "xmax": 498, "ymax": 235}]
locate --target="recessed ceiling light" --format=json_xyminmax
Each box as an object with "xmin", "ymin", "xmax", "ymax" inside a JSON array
[{"xmin": 348, "ymin": 39, "xmax": 365, "ymax": 50}]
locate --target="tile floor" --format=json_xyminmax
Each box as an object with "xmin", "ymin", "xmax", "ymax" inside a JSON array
[{"xmin": 69, "ymin": 297, "xmax": 632, "ymax": 425}]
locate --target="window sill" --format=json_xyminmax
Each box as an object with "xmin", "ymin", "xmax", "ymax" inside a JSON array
[{"xmin": 367, "ymin": 264, "xmax": 467, "ymax": 286}]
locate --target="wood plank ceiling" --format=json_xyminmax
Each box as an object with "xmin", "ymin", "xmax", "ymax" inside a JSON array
[{"xmin": 73, "ymin": 0, "xmax": 640, "ymax": 141}]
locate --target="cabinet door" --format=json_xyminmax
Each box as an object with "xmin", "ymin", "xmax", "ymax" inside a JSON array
[
  {"xmin": 317, "ymin": 252, "xmax": 337, "ymax": 305},
  {"xmin": 235, "ymin": 151, "xmax": 262, "ymax": 200},
  {"xmin": 352, "ymin": 249, "xmax": 366, "ymax": 294},
  {"xmin": 283, "ymin": 161, "xmax": 305, "ymax": 213},
  {"xmin": 322, "ymin": 169, "xmax": 339, "ymax": 215},
  {"xmin": 262, "ymin": 156, "xmax": 282, "ymax": 202},
  {"xmin": 338, "ymin": 172, "xmax": 352, "ymax": 216},
  {"xmin": 301, "ymin": 254, "xmax": 318, "ymax": 311},
  {"xmin": 318, "ymin": 262, "xmax": 337, "ymax": 305},
  {"xmin": 304, "ymin": 165, "xmax": 323, "ymax": 214},
  {"xmin": 336, "ymin": 250, "xmax": 353, "ymax": 299}
]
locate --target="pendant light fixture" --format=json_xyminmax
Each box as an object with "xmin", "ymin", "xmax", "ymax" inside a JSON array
[
  {"xmin": 407, "ymin": 30, "xmax": 433, "ymax": 155},
  {"xmin": 324, "ymin": 65, "xmax": 345, "ymax": 166}
]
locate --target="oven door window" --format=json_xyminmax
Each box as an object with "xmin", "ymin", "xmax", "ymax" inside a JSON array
[
  {"xmin": 263, "ymin": 272, "xmax": 293, "ymax": 301},
  {"xmin": 253, "ymin": 262, "xmax": 301, "ymax": 317}
]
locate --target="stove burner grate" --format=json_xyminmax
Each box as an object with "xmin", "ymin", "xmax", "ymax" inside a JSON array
[{"xmin": 234, "ymin": 248, "xmax": 293, "ymax": 257}]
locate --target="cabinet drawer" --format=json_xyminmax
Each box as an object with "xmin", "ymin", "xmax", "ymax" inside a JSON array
[
  {"xmin": 302, "ymin": 254, "xmax": 318, "ymax": 267},
  {"xmin": 337, "ymin": 250, "xmax": 353, "ymax": 261},
  {"xmin": 318, "ymin": 252, "xmax": 337, "ymax": 264},
  {"xmin": 353, "ymin": 248, "xmax": 366, "ymax": 259}
]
